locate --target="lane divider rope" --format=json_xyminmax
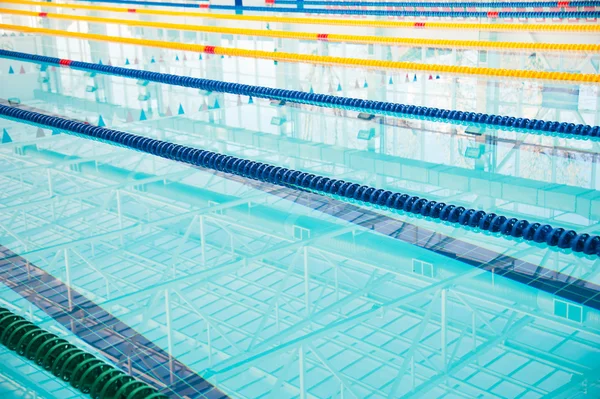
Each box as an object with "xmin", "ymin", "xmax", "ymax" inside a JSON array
[
  {"xmin": 2, "ymin": 49, "xmax": 599, "ymax": 138},
  {"xmin": 1, "ymin": 103, "xmax": 598, "ymax": 256},
  {"xmin": 273, "ymin": 0, "xmax": 600, "ymax": 7},
  {"xmin": 0, "ymin": 306, "xmax": 168, "ymax": 399},
  {"xmin": 1, "ymin": 23, "xmax": 598, "ymax": 84},
  {"xmin": 71, "ymin": 0, "xmax": 600, "ymax": 18},
  {"xmin": 2, "ymin": 8, "xmax": 598, "ymax": 53},
  {"xmin": 6, "ymin": 0, "xmax": 600, "ymax": 32}
]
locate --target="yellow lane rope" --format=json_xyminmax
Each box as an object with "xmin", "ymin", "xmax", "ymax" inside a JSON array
[
  {"xmin": 2, "ymin": 8, "xmax": 598, "ymax": 53},
  {"xmin": 5, "ymin": 0, "xmax": 600, "ymax": 32},
  {"xmin": 1, "ymin": 23, "xmax": 597, "ymax": 83}
]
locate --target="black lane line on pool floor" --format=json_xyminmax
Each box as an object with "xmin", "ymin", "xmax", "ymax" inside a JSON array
[
  {"xmin": 218, "ymin": 171, "xmax": 600, "ymax": 311},
  {"xmin": 0, "ymin": 244, "xmax": 230, "ymax": 399}
]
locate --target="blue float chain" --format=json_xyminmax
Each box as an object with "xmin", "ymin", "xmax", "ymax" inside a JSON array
[
  {"xmin": 274, "ymin": 0, "xmax": 600, "ymax": 8},
  {"xmin": 1, "ymin": 50, "xmax": 599, "ymax": 139},
  {"xmin": 1, "ymin": 103, "xmax": 598, "ymax": 256},
  {"xmin": 73, "ymin": 0, "xmax": 600, "ymax": 18},
  {"xmin": 207, "ymin": 6, "xmax": 600, "ymax": 18}
]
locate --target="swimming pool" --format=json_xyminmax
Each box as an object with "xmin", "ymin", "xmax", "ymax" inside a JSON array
[{"xmin": 1, "ymin": 1, "xmax": 599, "ymax": 398}]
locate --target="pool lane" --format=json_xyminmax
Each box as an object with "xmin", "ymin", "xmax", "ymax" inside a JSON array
[
  {"xmin": 1, "ymin": 29, "xmax": 598, "ymax": 133},
  {"xmin": 3, "ymin": 7, "xmax": 600, "ymax": 53},
  {"xmin": 2, "ymin": 48, "xmax": 599, "ymax": 141},
  {"xmin": 2, "ymin": 54, "xmax": 598, "ymax": 247},
  {"xmin": 3, "ymin": 3, "xmax": 599, "ymax": 70},
  {"xmin": 0, "ymin": 242, "xmax": 229, "ymax": 399},
  {"xmin": 5, "ymin": 57, "xmax": 597, "ymax": 212},
  {"xmin": 3, "ymin": 23, "xmax": 597, "ymax": 84},
  {"xmin": 9, "ymin": 87, "xmax": 600, "ymax": 232}
]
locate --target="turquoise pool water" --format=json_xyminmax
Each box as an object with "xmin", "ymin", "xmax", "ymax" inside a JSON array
[{"xmin": 1, "ymin": 5, "xmax": 600, "ymax": 399}]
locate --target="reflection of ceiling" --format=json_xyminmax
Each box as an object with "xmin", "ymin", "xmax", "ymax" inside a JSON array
[
  {"xmin": 0, "ymin": 134, "xmax": 598, "ymax": 398},
  {"xmin": 28, "ymin": 89, "xmax": 600, "ymax": 226}
]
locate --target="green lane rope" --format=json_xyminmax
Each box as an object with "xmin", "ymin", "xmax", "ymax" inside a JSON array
[{"xmin": 0, "ymin": 307, "xmax": 169, "ymax": 399}]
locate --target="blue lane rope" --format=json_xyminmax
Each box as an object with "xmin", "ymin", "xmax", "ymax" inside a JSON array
[
  {"xmin": 1, "ymin": 50, "xmax": 598, "ymax": 139},
  {"xmin": 273, "ymin": 0, "xmax": 600, "ymax": 8},
  {"xmin": 195, "ymin": 7, "xmax": 600, "ymax": 18},
  {"xmin": 0, "ymin": 104, "xmax": 598, "ymax": 256},
  {"xmin": 73, "ymin": 0, "xmax": 600, "ymax": 18}
]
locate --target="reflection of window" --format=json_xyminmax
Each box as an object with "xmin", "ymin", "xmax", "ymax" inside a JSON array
[
  {"xmin": 412, "ymin": 259, "xmax": 434, "ymax": 278},
  {"xmin": 208, "ymin": 201, "xmax": 223, "ymax": 215},
  {"xmin": 479, "ymin": 51, "xmax": 487, "ymax": 63},
  {"xmin": 293, "ymin": 225, "xmax": 310, "ymax": 240},
  {"xmin": 554, "ymin": 299, "xmax": 582, "ymax": 323},
  {"xmin": 69, "ymin": 163, "xmax": 82, "ymax": 172}
]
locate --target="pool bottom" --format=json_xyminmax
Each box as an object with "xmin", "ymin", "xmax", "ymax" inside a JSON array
[
  {"xmin": 1, "ymin": 137, "xmax": 599, "ymax": 398},
  {"xmin": 1, "ymin": 99, "xmax": 599, "ymax": 311},
  {"xmin": 0, "ymin": 243, "xmax": 229, "ymax": 399}
]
